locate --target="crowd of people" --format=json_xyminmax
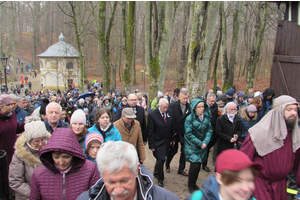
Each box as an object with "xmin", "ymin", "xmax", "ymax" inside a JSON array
[{"xmin": 0, "ymin": 82, "xmax": 300, "ymax": 200}]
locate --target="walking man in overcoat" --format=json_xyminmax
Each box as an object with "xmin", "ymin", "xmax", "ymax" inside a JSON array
[{"xmin": 148, "ymin": 98, "xmax": 175, "ymax": 187}]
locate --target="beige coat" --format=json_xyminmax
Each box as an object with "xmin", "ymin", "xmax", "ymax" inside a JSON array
[
  {"xmin": 9, "ymin": 133, "xmax": 50, "ymax": 200},
  {"xmin": 114, "ymin": 119, "xmax": 146, "ymax": 161}
]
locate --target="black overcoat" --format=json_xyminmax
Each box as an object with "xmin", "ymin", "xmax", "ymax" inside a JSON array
[
  {"xmin": 148, "ymin": 108, "xmax": 175, "ymax": 160},
  {"xmin": 169, "ymin": 100, "xmax": 191, "ymax": 143},
  {"xmin": 215, "ymin": 114, "xmax": 242, "ymax": 156}
]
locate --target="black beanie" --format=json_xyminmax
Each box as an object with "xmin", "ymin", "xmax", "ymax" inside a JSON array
[{"xmin": 40, "ymin": 99, "xmax": 50, "ymax": 115}]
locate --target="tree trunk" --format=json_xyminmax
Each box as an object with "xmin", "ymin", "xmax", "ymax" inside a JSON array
[
  {"xmin": 224, "ymin": 1, "xmax": 243, "ymax": 90},
  {"xmin": 98, "ymin": 1, "xmax": 106, "ymax": 90},
  {"xmin": 69, "ymin": 2, "xmax": 84, "ymax": 93},
  {"xmin": 157, "ymin": 2, "xmax": 177, "ymax": 91},
  {"xmin": 213, "ymin": 29, "xmax": 221, "ymax": 93},
  {"xmin": 246, "ymin": 2, "xmax": 268, "ymax": 91},
  {"xmin": 186, "ymin": 1, "xmax": 220, "ymax": 99},
  {"xmin": 132, "ymin": 22, "xmax": 137, "ymax": 85},
  {"xmin": 178, "ymin": 1, "xmax": 190, "ymax": 87},
  {"xmin": 123, "ymin": 1, "xmax": 135, "ymax": 93},
  {"xmin": 145, "ymin": 1, "xmax": 157, "ymax": 105},
  {"xmin": 220, "ymin": 2, "xmax": 229, "ymax": 90},
  {"xmin": 10, "ymin": 2, "xmax": 17, "ymax": 81},
  {"xmin": 17, "ymin": 2, "xmax": 22, "ymax": 43}
]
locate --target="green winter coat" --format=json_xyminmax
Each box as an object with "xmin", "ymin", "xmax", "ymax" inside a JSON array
[{"xmin": 184, "ymin": 98, "xmax": 213, "ymax": 163}]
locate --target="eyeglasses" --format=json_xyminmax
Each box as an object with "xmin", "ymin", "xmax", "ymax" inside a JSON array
[
  {"xmin": 196, "ymin": 106, "xmax": 205, "ymax": 109},
  {"xmin": 31, "ymin": 138, "xmax": 48, "ymax": 145},
  {"xmin": 129, "ymin": 99, "xmax": 138, "ymax": 101}
]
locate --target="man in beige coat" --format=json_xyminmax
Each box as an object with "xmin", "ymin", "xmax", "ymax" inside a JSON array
[{"xmin": 114, "ymin": 108, "xmax": 146, "ymax": 163}]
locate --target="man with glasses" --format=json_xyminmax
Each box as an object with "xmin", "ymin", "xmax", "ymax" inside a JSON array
[
  {"xmin": 215, "ymin": 102, "xmax": 242, "ymax": 156},
  {"xmin": 115, "ymin": 93, "xmax": 147, "ymax": 143}
]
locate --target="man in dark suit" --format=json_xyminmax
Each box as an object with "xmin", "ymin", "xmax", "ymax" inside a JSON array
[
  {"xmin": 115, "ymin": 93, "xmax": 147, "ymax": 143},
  {"xmin": 202, "ymin": 93, "xmax": 218, "ymax": 172},
  {"xmin": 166, "ymin": 88, "xmax": 191, "ymax": 176},
  {"xmin": 148, "ymin": 98, "xmax": 175, "ymax": 187}
]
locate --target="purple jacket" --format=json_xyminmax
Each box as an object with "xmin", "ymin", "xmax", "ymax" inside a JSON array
[
  {"xmin": 0, "ymin": 112, "xmax": 24, "ymax": 165},
  {"xmin": 30, "ymin": 128, "xmax": 100, "ymax": 200}
]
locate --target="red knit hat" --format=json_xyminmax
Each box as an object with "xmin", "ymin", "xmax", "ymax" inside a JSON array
[
  {"xmin": 216, "ymin": 149, "xmax": 263, "ymax": 174},
  {"xmin": 85, "ymin": 132, "xmax": 104, "ymax": 148}
]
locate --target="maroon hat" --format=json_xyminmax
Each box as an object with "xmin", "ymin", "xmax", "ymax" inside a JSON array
[
  {"xmin": 216, "ymin": 149, "xmax": 263, "ymax": 174},
  {"xmin": 0, "ymin": 94, "xmax": 14, "ymax": 107}
]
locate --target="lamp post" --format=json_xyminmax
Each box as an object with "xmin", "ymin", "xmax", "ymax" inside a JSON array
[
  {"xmin": 1, "ymin": 54, "xmax": 8, "ymax": 93},
  {"xmin": 0, "ymin": 70, "xmax": 2, "ymax": 94}
]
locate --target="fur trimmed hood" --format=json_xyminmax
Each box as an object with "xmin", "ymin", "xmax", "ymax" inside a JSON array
[
  {"xmin": 14, "ymin": 133, "xmax": 51, "ymax": 168},
  {"xmin": 240, "ymin": 107, "xmax": 257, "ymax": 121}
]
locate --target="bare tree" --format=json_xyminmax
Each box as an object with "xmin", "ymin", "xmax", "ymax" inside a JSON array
[
  {"xmin": 246, "ymin": 2, "xmax": 268, "ymax": 91},
  {"xmin": 58, "ymin": 2, "xmax": 93, "ymax": 92},
  {"xmin": 145, "ymin": 2, "xmax": 178, "ymax": 103},
  {"xmin": 186, "ymin": 1, "xmax": 220, "ymax": 99},
  {"xmin": 123, "ymin": 1, "xmax": 135, "ymax": 93},
  {"xmin": 178, "ymin": 1, "xmax": 190, "ymax": 87}
]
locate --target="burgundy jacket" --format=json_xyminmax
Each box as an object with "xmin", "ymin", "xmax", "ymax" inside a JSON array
[
  {"xmin": 30, "ymin": 128, "xmax": 100, "ymax": 200},
  {"xmin": 0, "ymin": 112, "xmax": 24, "ymax": 165}
]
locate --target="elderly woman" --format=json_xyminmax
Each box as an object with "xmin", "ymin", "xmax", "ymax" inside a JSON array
[
  {"xmin": 9, "ymin": 117, "xmax": 50, "ymax": 200},
  {"xmin": 184, "ymin": 99, "xmax": 212, "ymax": 193},
  {"xmin": 70, "ymin": 109, "xmax": 88, "ymax": 152},
  {"xmin": 88, "ymin": 108, "xmax": 121, "ymax": 142},
  {"xmin": 30, "ymin": 128, "xmax": 100, "ymax": 199}
]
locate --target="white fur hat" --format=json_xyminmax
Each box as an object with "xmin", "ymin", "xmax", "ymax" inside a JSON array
[
  {"xmin": 70, "ymin": 109, "xmax": 86, "ymax": 125},
  {"xmin": 24, "ymin": 116, "xmax": 49, "ymax": 142}
]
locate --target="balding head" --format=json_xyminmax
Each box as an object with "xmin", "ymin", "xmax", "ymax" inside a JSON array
[{"xmin": 127, "ymin": 93, "xmax": 138, "ymax": 108}]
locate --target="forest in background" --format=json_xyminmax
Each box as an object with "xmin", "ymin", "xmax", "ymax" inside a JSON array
[{"xmin": 0, "ymin": 1, "xmax": 285, "ymax": 102}]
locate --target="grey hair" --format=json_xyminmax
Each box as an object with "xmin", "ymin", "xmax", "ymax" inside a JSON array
[
  {"xmin": 46, "ymin": 102, "xmax": 62, "ymax": 114},
  {"xmin": 159, "ymin": 98, "xmax": 169, "ymax": 106},
  {"xmin": 207, "ymin": 93, "xmax": 216, "ymax": 99},
  {"xmin": 17, "ymin": 96, "xmax": 27, "ymax": 102},
  {"xmin": 96, "ymin": 141, "xmax": 138, "ymax": 175},
  {"xmin": 222, "ymin": 102, "xmax": 236, "ymax": 115},
  {"xmin": 180, "ymin": 88, "xmax": 188, "ymax": 95},
  {"xmin": 208, "ymin": 89, "xmax": 214, "ymax": 93},
  {"xmin": 9, "ymin": 94, "xmax": 18, "ymax": 100}
]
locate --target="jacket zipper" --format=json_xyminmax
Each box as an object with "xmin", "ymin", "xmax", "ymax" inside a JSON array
[{"xmin": 63, "ymin": 173, "xmax": 65, "ymax": 200}]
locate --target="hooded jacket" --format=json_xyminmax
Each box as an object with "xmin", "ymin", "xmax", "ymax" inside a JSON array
[
  {"xmin": 15, "ymin": 105, "xmax": 28, "ymax": 124},
  {"xmin": 9, "ymin": 133, "xmax": 50, "ymax": 200},
  {"xmin": 184, "ymin": 99, "xmax": 212, "ymax": 163},
  {"xmin": 102, "ymin": 96, "xmax": 114, "ymax": 120},
  {"xmin": 189, "ymin": 175, "xmax": 256, "ymax": 200},
  {"xmin": 88, "ymin": 123, "xmax": 122, "ymax": 142},
  {"xmin": 76, "ymin": 165, "xmax": 180, "ymax": 200},
  {"xmin": 260, "ymin": 88, "xmax": 275, "ymax": 112},
  {"xmin": 238, "ymin": 107, "xmax": 258, "ymax": 146},
  {"xmin": 30, "ymin": 128, "xmax": 100, "ymax": 200}
]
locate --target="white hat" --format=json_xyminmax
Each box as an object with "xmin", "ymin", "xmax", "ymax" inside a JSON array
[
  {"xmin": 157, "ymin": 91, "xmax": 164, "ymax": 98},
  {"xmin": 79, "ymin": 98, "xmax": 85, "ymax": 104},
  {"xmin": 254, "ymin": 91, "xmax": 261, "ymax": 97},
  {"xmin": 70, "ymin": 109, "xmax": 86, "ymax": 125},
  {"xmin": 24, "ymin": 116, "xmax": 49, "ymax": 142}
]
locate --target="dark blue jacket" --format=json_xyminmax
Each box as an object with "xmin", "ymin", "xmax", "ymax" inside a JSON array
[
  {"xmin": 15, "ymin": 106, "xmax": 27, "ymax": 124},
  {"xmin": 76, "ymin": 165, "xmax": 180, "ymax": 200},
  {"xmin": 238, "ymin": 107, "xmax": 258, "ymax": 147},
  {"xmin": 44, "ymin": 119, "xmax": 69, "ymax": 134}
]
